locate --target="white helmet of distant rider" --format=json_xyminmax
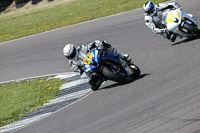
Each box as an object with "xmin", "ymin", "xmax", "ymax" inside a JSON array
[
  {"xmin": 63, "ymin": 44, "xmax": 78, "ymax": 60},
  {"xmin": 143, "ymin": 1, "xmax": 157, "ymax": 16}
]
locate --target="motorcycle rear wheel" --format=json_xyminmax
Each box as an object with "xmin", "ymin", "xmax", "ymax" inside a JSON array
[
  {"xmin": 183, "ymin": 23, "xmax": 200, "ymax": 35},
  {"xmin": 102, "ymin": 66, "xmax": 133, "ymax": 83}
]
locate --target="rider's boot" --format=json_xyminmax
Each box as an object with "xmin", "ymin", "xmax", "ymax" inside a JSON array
[
  {"xmin": 113, "ymin": 48, "xmax": 132, "ymax": 63},
  {"xmin": 170, "ymin": 34, "xmax": 177, "ymax": 42},
  {"xmin": 90, "ymin": 80, "xmax": 100, "ymax": 91},
  {"xmin": 89, "ymin": 76, "xmax": 106, "ymax": 91},
  {"xmin": 123, "ymin": 54, "xmax": 132, "ymax": 63},
  {"xmin": 166, "ymin": 31, "xmax": 177, "ymax": 42}
]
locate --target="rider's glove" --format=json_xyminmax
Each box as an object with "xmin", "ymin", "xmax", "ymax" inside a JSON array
[{"xmin": 153, "ymin": 28, "xmax": 167, "ymax": 34}]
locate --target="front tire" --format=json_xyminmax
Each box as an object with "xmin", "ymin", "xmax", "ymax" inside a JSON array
[{"xmin": 130, "ymin": 64, "xmax": 141, "ymax": 78}]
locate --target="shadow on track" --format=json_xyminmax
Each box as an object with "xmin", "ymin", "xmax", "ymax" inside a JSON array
[
  {"xmin": 171, "ymin": 36, "xmax": 200, "ymax": 46},
  {"xmin": 99, "ymin": 73, "xmax": 150, "ymax": 90}
]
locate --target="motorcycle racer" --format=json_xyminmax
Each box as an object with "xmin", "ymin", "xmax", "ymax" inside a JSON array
[
  {"xmin": 63, "ymin": 40, "xmax": 130, "ymax": 90},
  {"xmin": 143, "ymin": 1, "xmax": 183, "ymax": 42}
]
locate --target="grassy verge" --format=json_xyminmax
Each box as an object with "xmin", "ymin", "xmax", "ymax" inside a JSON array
[
  {"xmin": 0, "ymin": 0, "xmax": 168, "ymax": 43},
  {"xmin": 0, "ymin": 77, "xmax": 63, "ymax": 127}
]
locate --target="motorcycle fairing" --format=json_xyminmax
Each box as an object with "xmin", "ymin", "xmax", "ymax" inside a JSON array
[
  {"xmin": 83, "ymin": 49, "xmax": 99, "ymax": 72},
  {"xmin": 166, "ymin": 9, "xmax": 182, "ymax": 31},
  {"xmin": 83, "ymin": 49, "xmax": 120, "ymax": 73},
  {"xmin": 101, "ymin": 52, "xmax": 120, "ymax": 64}
]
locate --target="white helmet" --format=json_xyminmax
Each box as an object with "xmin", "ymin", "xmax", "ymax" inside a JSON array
[
  {"xmin": 63, "ymin": 44, "xmax": 77, "ymax": 60},
  {"xmin": 143, "ymin": 1, "xmax": 157, "ymax": 16}
]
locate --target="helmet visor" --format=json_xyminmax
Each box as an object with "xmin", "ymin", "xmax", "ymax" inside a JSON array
[
  {"xmin": 150, "ymin": 8, "xmax": 157, "ymax": 16},
  {"xmin": 67, "ymin": 48, "xmax": 76, "ymax": 60},
  {"xmin": 146, "ymin": 7, "xmax": 155, "ymax": 15}
]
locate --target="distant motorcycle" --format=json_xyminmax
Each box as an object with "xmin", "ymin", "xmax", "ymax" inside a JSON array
[
  {"xmin": 81, "ymin": 48, "xmax": 140, "ymax": 90},
  {"xmin": 165, "ymin": 5, "xmax": 200, "ymax": 38}
]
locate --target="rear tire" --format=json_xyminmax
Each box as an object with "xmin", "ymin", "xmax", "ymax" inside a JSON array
[
  {"xmin": 183, "ymin": 23, "xmax": 200, "ymax": 35},
  {"xmin": 102, "ymin": 66, "xmax": 133, "ymax": 83}
]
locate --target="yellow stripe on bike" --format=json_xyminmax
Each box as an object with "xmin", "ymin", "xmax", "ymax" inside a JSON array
[
  {"xmin": 166, "ymin": 12, "xmax": 175, "ymax": 23},
  {"xmin": 176, "ymin": 10, "xmax": 181, "ymax": 18}
]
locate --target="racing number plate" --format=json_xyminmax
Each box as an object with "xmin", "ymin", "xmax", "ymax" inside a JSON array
[{"xmin": 83, "ymin": 52, "xmax": 93, "ymax": 64}]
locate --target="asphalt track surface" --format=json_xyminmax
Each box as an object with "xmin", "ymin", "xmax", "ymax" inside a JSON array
[{"xmin": 1, "ymin": 0, "xmax": 200, "ymax": 132}]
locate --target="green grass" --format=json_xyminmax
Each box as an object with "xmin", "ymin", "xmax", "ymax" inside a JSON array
[
  {"xmin": 0, "ymin": 0, "xmax": 168, "ymax": 43},
  {"xmin": 0, "ymin": 77, "xmax": 63, "ymax": 127}
]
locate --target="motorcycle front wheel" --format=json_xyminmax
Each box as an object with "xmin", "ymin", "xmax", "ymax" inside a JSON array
[{"xmin": 129, "ymin": 64, "xmax": 141, "ymax": 78}]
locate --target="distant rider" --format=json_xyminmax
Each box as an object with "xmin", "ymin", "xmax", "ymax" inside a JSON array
[
  {"xmin": 63, "ymin": 40, "xmax": 130, "ymax": 90},
  {"xmin": 143, "ymin": 1, "xmax": 183, "ymax": 42}
]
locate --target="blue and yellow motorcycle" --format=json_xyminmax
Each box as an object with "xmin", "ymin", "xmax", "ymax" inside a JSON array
[{"xmin": 81, "ymin": 48, "xmax": 140, "ymax": 91}]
